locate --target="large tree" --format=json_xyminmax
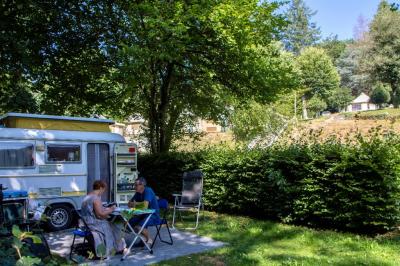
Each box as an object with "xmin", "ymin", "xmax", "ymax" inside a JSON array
[
  {"xmin": 114, "ymin": 1, "xmax": 297, "ymax": 153},
  {"xmin": 365, "ymin": 1, "xmax": 400, "ymax": 106},
  {"xmin": 336, "ymin": 42, "xmax": 372, "ymax": 96},
  {"xmin": 296, "ymin": 47, "xmax": 340, "ymax": 119},
  {"xmin": 282, "ymin": 0, "xmax": 321, "ymax": 54}
]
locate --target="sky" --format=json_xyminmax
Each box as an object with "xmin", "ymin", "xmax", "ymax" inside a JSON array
[{"xmin": 303, "ymin": 0, "xmax": 382, "ymax": 40}]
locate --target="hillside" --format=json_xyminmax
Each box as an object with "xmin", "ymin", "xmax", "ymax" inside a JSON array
[
  {"xmin": 290, "ymin": 109, "xmax": 400, "ymax": 141},
  {"xmin": 175, "ymin": 109, "xmax": 400, "ymax": 150}
]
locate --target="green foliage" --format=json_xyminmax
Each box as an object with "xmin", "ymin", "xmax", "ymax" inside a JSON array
[
  {"xmin": 307, "ymin": 95, "xmax": 327, "ymax": 117},
  {"xmin": 138, "ymin": 151, "xmax": 203, "ymax": 200},
  {"xmin": 392, "ymin": 86, "xmax": 400, "ymax": 107},
  {"xmin": 296, "ymin": 47, "xmax": 340, "ymax": 118},
  {"xmin": 296, "ymin": 47, "xmax": 340, "ymax": 100},
  {"xmin": 1, "ymin": 0, "xmax": 297, "ymax": 153},
  {"xmin": 114, "ymin": 0, "xmax": 296, "ymax": 153},
  {"xmin": 317, "ymin": 35, "xmax": 349, "ymax": 65},
  {"xmin": 229, "ymin": 101, "xmax": 289, "ymax": 143},
  {"xmin": 282, "ymin": 0, "xmax": 321, "ymax": 54},
  {"xmin": 337, "ymin": 43, "xmax": 372, "ymax": 96},
  {"xmin": 371, "ymin": 83, "xmax": 391, "ymax": 107},
  {"xmin": 0, "ymin": 0, "xmax": 126, "ymax": 115},
  {"xmin": 0, "ymin": 225, "xmax": 65, "ymax": 265},
  {"xmin": 16, "ymin": 257, "xmax": 41, "ymax": 266},
  {"xmin": 140, "ymin": 131, "xmax": 400, "ymax": 234},
  {"xmin": 365, "ymin": 2, "xmax": 400, "ymax": 102},
  {"xmin": 327, "ymin": 87, "xmax": 353, "ymax": 112},
  {"xmin": 0, "ymin": 74, "xmax": 37, "ymax": 113}
]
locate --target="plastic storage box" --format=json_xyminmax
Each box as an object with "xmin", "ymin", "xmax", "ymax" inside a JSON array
[{"xmin": 2, "ymin": 190, "xmax": 28, "ymax": 199}]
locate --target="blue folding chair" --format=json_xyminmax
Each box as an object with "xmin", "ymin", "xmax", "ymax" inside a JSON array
[
  {"xmin": 150, "ymin": 199, "xmax": 173, "ymax": 249},
  {"xmin": 69, "ymin": 209, "xmax": 94, "ymax": 262}
]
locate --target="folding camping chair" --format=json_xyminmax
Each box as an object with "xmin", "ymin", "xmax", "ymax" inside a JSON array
[
  {"xmin": 69, "ymin": 209, "xmax": 95, "ymax": 262},
  {"xmin": 149, "ymin": 199, "xmax": 173, "ymax": 249},
  {"xmin": 172, "ymin": 170, "xmax": 203, "ymax": 230}
]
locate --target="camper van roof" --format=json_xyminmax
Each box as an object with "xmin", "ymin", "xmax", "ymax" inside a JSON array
[
  {"xmin": 0, "ymin": 128, "xmax": 125, "ymax": 142},
  {"xmin": 0, "ymin": 113, "xmax": 114, "ymax": 124}
]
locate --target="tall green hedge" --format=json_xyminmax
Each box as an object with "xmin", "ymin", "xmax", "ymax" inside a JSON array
[{"xmin": 138, "ymin": 133, "xmax": 400, "ymax": 234}]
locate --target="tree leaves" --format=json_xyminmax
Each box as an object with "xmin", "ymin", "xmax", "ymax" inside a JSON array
[
  {"xmin": 16, "ymin": 256, "xmax": 41, "ymax": 266},
  {"xmin": 116, "ymin": 0, "xmax": 294, "ymax": 153}
]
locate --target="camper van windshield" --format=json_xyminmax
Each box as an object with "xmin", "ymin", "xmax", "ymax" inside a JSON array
[
  {"xmin": 46, "ymin": 144, "xmax": 81, "ymax": 163},
  {"xmin": 0, "ymin": 142, "xmax": 34, "ymax": 168}
]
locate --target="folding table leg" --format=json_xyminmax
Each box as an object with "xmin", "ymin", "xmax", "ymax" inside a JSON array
[{"xmin": 121, "ymin": 214, "xmax": 154, "ymax": 261}]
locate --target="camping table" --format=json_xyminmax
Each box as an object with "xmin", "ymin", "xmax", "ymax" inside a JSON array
[{"xmin": 110, "ymin": 208, "xmax": 155, "ymax": 261}]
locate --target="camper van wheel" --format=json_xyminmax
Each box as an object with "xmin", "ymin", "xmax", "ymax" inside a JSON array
[{"xmin": 46, "ymin": 205, "xmax": 73, "ymax": 231}]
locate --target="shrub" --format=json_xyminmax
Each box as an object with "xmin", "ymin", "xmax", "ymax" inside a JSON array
[
  {"xmin": 139, "ymin": 131, "xmax": 400, "ymax": 234},
  {"xmin": 371, "ymin": 83, "xmax": 391, "ymax": 108},
  {"xmin": 138, "ymin": 151, "xmax": 202, "ymax": 201}
]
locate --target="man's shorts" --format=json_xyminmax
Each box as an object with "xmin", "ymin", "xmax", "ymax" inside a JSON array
[{"xmin": 129, "ymin": 213, "xmax": 161, "ymax": 229}]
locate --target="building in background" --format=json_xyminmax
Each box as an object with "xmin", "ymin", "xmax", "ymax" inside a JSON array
[
  {"xmin": 345, "ymin": 92, "xmax": 377, "ymax": 112},
  {"xmin": 110, "ymin": 117, "xmax": 229, "ymax": 151}
]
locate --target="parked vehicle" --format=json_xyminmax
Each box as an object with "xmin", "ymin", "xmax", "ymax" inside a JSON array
[{"xmin": 0, "ymin": 113, "xmax": 137, "ymax": 230}]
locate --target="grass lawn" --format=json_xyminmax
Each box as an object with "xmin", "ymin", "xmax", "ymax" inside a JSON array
[
  {"xmin": 344, "ymin": 108, "xmax": 400, "ymax": 119},
  {"xmin": 158, "ymin": 211, "xmax": 400, "ymax": 266}
]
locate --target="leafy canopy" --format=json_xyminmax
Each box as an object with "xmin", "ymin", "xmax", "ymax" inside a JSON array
[
  {"xmin": 114, "ymin": 0, "xmax": 297, "ymax": 153},
  {"xmin": 365, "ymin": 1, "xmax": 400, "ymax": 99},
  {"xmin": 0, "ymin": 0, "xmax": 126, "ymax": 115},
  {"xmin": 296, "ymin": 47, "xmax": 340, "ymax": 100},
  {"xmin": 327, "ymin": 87, "xmax": 353, "ymax": 112},
  {"xmin": 371, "ymin": 83, "xmax": 391, "ymax": 107},
  {"xmin": 282, "ymin": 0, "xmax": 321, "ymax": 54}
]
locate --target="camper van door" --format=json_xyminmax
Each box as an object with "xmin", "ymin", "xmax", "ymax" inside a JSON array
[{"xmin": 87, "ymin": 143, "xmax": 111, "ymax": 202}]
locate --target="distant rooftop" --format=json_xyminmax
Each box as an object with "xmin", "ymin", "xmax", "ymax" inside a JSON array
[
  {"xmin": 0, "ymin": 112, "xmax": 114, "ymax": 124},
  {"xmin": 352, "ymin": 92, "xmax": 371, "ymax": 104}
]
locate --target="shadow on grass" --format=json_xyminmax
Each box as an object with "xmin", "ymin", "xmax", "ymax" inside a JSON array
[{"xmin": 168, "ymin": 211, "xmax": 304, "ymax": 265}]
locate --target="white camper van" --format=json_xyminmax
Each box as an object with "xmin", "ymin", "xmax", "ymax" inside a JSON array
[{"xmin": 0, "ymin": 113, "xmax": 137, "ymax": 230}]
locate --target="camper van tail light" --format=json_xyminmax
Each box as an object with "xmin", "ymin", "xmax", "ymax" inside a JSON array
[{"xmin": 129, "ymin": 147, "xmax": 135, "ymax": 153}]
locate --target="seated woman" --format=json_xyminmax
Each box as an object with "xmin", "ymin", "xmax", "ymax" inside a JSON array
[{"xmin": 81, "ymin": 180, "xmax": 126, "ymax": 258}]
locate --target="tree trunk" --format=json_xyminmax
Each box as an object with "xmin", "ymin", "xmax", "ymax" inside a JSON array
[
  {"xmin": 392, "ymin": 83, "xmax": 399, "ymax": 108},
  {"xmin": 148, "ymin": 77, "xmax": 158, "ymax": 153},
  {"xmin": 157, "ymin": 63, "xmax": 174, "ymax": 153},
  {"xmin": 302, "ymin": 95, "xmax": 308, "ymax": 119},
  {"xmin": 147, "ymin": 63, "xmax": 174, "ymax": 154}
]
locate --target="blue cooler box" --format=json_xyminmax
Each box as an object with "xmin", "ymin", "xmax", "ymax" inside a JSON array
[
  {"xmin": 3, "ymin": 190, "xmax": 28, "ymax": 199},
  {"xmin": 2, "ymin": 190, "xmax": 29, "ymax": 223}
]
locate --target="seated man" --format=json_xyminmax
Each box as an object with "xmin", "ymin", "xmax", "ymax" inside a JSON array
[{"xmin": 128, "ymin": 177, "xmax": 160, "ymax": 246}]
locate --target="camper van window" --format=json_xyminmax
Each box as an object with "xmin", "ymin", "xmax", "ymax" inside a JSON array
[
  {"xmin": 46, "ymin": 144, "xmax": 81, "ymax": 163},
  {"xmin": 0, "ymin": 142, "xmax": 34, "ymax": 168}
]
